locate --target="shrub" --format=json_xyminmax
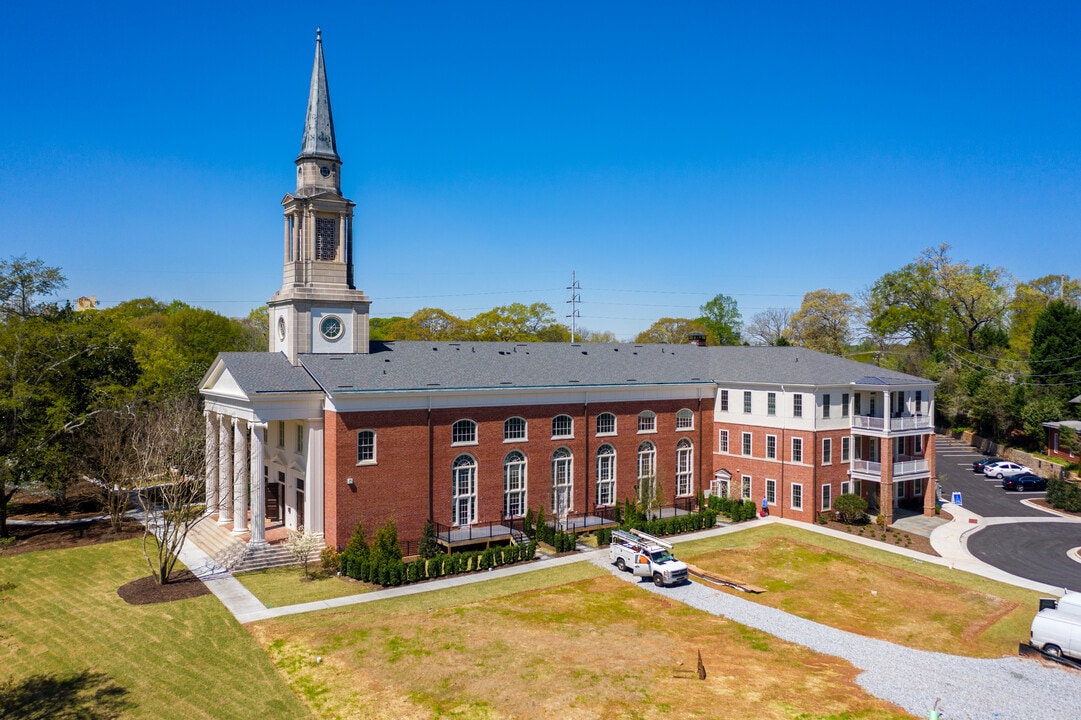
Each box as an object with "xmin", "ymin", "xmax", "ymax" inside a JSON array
[
  {"xmin": 371, "ymin": 518, "xmax": 403, "ymax": 568},
  {"xmin": 418, "ymin": 520, "xmax": 439, "ymax": 559},
  {"xmin": 523, "ymin": 508, "xmax": 536, "ymax": 540},
  {"xmin": 1047, "ymin": 477, "xmax": 1081, "ymax": 512},
  {"xmin": 320, "ymin": 546, "xmax": 341, "ymax": 574},
  {"xmin": 833, "ymin": 493, "xmax": 868, "ymax": 524}
]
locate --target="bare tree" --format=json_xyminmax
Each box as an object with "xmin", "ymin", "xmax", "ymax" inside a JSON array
[
  {"xmin": 134, "ymin": 396, "xmax": 209, "ymax": 584},
  {"xmin": 80, "ymin": 405, "xmax": 140, "ymax": 533},
  {"xmin": 744, "ymin": 308, "xmax": 793, "ymax": 346}
]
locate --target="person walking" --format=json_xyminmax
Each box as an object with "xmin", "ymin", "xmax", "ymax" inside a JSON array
[{"xmin": 761, "ymin": 496, "xmax": 769, "ymax": 517}]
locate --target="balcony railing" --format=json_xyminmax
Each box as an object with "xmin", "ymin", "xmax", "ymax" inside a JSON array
[
  {"xmin": 850, "ymin": 458, "xmax": 930, "ymax": 481},
  {"xmin": 851, "ymin": 414, "xmax": 933, "ymax": 432}
]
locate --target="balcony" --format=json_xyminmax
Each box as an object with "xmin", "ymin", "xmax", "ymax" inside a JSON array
[
  {"xmin": 850, "ymin": 457, "xmax": 930, "ymax": 483},
  {"xmin": 851, "ymin": 413, "xmax": 933, "ymax": 434}
]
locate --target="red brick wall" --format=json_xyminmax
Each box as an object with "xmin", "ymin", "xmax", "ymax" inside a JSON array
[{"xmin": 323, "ymin": 396, "xmax": 713, "ymax": 549}]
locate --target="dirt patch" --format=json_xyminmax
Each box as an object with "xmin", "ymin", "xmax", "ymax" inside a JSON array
[{"xmin": 117, "ymin": 570, "xmax": 210, "ymax": 605}]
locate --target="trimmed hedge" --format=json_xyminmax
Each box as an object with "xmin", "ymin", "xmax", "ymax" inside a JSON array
[
  {"xmin": 340, "ymin": 541, "xmax": 538, "ymax": 587},
  {"xmin": 707, "ymin": 495, "xmax": 758, "ymax": 522},
  {"xmin": 1047, "ymin": 477, "xmax": 1081, "ymax": 512},
  {"xmin": 622, "ymin": 508, "xmax": 719, "ymax": 537}
]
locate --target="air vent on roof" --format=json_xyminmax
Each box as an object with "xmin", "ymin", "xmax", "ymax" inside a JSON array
[
  {"xmin": 384, "ymin": 358, "xmax": 390, "ymax": 362},
  {"xmin": 338, "ymin": 385, "xmax": 354, "ymax": 389},
  {"xmin": 581, "ymin": 351, "xmax": 587, "ymax": 355},
  {"xmin": 328, "ymin": 356, "xmax": 343, "ymax": 361},
  {"xmin": 627, "ymin": 379, "xmax": 637, "ymax": 382},
  {"xmin": 569, "ymin": 379, "xmax": 580, "ymax": 383},
  {"xmin": 427, "ymin": 383, "xmax": 440, "ymax": 387},
  {"xmin": 500, "ymin": 381, "xmax": 513, "ymax": 385}
]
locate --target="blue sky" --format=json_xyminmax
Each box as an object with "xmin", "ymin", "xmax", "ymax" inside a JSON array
[{"xmin": 2, "ymin": 1, "xmax": 1079, "ymax": 340}]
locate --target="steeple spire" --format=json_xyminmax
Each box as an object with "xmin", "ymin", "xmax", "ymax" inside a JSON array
[{"xmin": 299, "ymin": 28, "xmax": 339, "ymax": 162}]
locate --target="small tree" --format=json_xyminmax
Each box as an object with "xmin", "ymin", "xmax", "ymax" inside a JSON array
[
  {"xmin": 833, "ymin": 493, "xmax": 868, "ymax": 524},
  {"xmin": 370, "ymin": 518, "xmax": 402, "ymax": 567},
  {"xmin": 287, "ymin": 527, "xmax": 320, "ymax": 579},
  {"xmin": 342, "ymin": 518, "xmax": 370, "ymax": 565},
  {"xmin": 418, "ymin": 519, "xmax": 439, "ymax": 559}
]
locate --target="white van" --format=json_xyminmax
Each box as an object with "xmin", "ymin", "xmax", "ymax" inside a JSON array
[{"xmin": 1030, "ymin": 592, "xmax": 1081, "ymax": 660}]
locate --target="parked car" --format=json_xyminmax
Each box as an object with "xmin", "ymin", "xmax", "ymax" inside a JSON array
[
  {"xmin": 983, "ymin": 461, "xmax": 1033, "ymax": 479},
  {"xmin": 973, "ymin": 456, "xmax": 1005, "ymax": 472},
  {"xmin": 1001, "ymin": 473, "xmax": 1047, "ymax": 492}
]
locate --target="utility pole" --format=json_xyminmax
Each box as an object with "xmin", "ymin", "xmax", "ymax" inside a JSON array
[{"xmin": 566, "ymin": 271, "xmax": 581, "ymax": 342}]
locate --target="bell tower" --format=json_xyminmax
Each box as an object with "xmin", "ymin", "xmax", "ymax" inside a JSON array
[{"xmin": 269, "ymin": 29, "xmax": 371, "ymax": 364}]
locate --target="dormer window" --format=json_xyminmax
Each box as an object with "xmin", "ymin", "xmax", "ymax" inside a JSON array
[{"xmin": 316, "ymin": 216, "xmax": 337, "ymax": 260}]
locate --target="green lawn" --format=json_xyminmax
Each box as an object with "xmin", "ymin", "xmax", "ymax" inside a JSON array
[
  {"xmin": 234, "ymin": 566, "xmax": 374, "ymax": 608},
  {"xmin": 0, "ymin": 539, "xmax": 310, "ymax": 720}
]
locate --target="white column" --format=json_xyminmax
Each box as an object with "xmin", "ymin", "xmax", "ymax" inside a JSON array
[
  {"xmin": 217, "ymin": 416, "xmax": 233, "ymax": 525},
  {"xmin": 305, "ymin": 417, "xmax": 324, "ymax": 538},
  {"xmin": 249, "ymin": 423, "xmax": 267, "ymax": 548},
  {"xmin": 232, "ymin": 419, "xmax": 249, "ymax": 534},
  {"xmin": 204, "ymin": 412, "xmax": 219, "ymax": 517}
]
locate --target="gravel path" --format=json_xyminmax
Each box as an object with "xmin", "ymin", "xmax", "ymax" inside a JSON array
[{"xmin": 591, "ymin": 557, "xmax": 1081, "ymax": 720}]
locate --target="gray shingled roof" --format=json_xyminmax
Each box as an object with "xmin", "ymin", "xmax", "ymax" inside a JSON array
[
  {"xmin": 706, "ymin": 345, "xmax": 928, "ymax": 387},
  {"xmin": 295, "ymin": 342, "xmax": 930, "ymax": 394},
  {"xmin": 300, "ymin": 341, "xmax": 712, "ymax": 393},
  {"xmin": 211, "ymin": 352, "xmax": 322, "ymax": 395}
]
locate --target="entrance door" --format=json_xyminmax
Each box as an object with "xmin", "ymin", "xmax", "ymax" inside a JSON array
[
  {"xmin": 266, "ymin": 482, "xmax": 282, "ymax": 523},
  {"xmin": 296, "ymin": 477, "xmax": 305, "ymax": 530}
]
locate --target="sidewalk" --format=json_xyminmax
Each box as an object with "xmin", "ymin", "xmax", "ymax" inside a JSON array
[{"xmin": 183, "ymin": 505, "xmax": 1074, "ymax": 626}]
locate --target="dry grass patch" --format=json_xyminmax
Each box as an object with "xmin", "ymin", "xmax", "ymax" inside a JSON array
[
  {"xmin": 251, "ymin": 565, "xmax": 910, "ymax": 720},
  {"xmin": 678, "ymin": 525, "xmax": 1039, "ymax": 657}
]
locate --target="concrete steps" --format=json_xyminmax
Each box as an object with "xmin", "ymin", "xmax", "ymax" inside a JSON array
[{"xmin": 187, "ymin": 517, "xmax": 324, "ymax": 573}]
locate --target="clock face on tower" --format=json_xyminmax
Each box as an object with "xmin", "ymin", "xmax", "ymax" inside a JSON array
[
  {"xmin": 277, "ymin": 316, "xmax": 286, "ymax": 341},
  {"xmin": 320, "ymin": 315, "xmax": 344, "ymax": 340}
]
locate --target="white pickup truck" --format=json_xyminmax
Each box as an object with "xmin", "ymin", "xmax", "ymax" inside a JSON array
[{"xmin": 610, "ymin": 529, "xmax": 689, "ymax": 587}]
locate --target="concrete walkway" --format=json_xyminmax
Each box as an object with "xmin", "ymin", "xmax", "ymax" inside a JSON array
[{"xmin": 181, "ymin": 505, "xmax": 1076, "ymax": 626}]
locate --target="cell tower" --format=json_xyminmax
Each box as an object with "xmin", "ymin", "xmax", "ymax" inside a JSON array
[{"xmin": 566, "ymin": 271, "xmax": 581, "ymax": 342}]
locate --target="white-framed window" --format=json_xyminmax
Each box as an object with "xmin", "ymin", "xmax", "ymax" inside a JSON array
[
  {"xmin": 676, "ymin": 408, "xmax": 694, "ymax": 430},
  {"xmin": 822, "ymin": 437, "xmax": 832, "ymax": 465},
  {"xmin": 452, "ymin": 419, "xmax": 477, "ymax": 445},
  {"xmin": 504, "ymin": 417, "xmax": 527, "ymax": 442},
  {"xmin": 841, "ymin": 480, "xmax": 852, "ymax": 495},
  {"xmin": 637, "ymin": 410, "xmax": 656, "ymax": 433},
  {"xmin": 869, "ymin": 395, "xmax": 876, "ymax": 417},
  {"xmin": 503, "ymin": 451, "xmax": 527, "ymax": 518},
  {"xmin": 357, "ymin": 430, "xmax": 376, "ymax": 464},
  {"xmin": 766, "ymin": 434, "xmax": 777, "ymax": 460},
  {"xmin": 719, "ymin": 429, "xmax": 729, "ymax": 453},
  {"xmin": 596, "ymin": 445, "xmax": 616, "ymax": 506},
  {"xmin": 713, "ymin": 474, "xmax": 730, "ymax": 499},
  {"xmin": 676, "ymin": 439, "xmax": 693, "ymax": 497},
  {"xmin": 895, "ymin": 482, "xmax": 904, "ymax": 500},
  {"xmin": 552, "ymin": 415, "xmax": 573, "ymax": 439},
  {"xmin": 792, "ymin": 437, "xmax": 803, "ymax": 463},
  {"xmin": 743, "ymin": 391, "xmax": 752, "ymax": 413},
  {"xmin": 841, "ymin": 393, "xmax": 849, "ymax": 417},
  {"xmin": 596, "ymin": 412, "xmax": 616, "ymax": 436},
  {"xmin": 915, "ymin": 435, "xmax": 923, "ymax": 455},
  {"xmin": 793, "ymin": 394, "xmax": 803, "ymax": 418},
  {"xmin": 637, "ymin": 441, "xmax": 656, "ymax": 503},
  {"xmin": 720, "ymin": 389, "xmax": 729, "ymax": 412},
  {"xmin": 854, "ymin": 393, "xmax": 862, "ymax": 415},
  {"xmin": 742, "ymin": 432, "xmax": 752, "ymax": 456},
  {"xmin": 823, "ymin": 393, "xmax": 831, "ymax": 419},
  {"xmin": 767, "ymin": 392, "xmax": 776, "ymax": 416},
  {"xmin": 741, "ymin": 475, "xmax": 752, "ymax": 499},
  {"xmin": 765, "ymin": 478, "xmax": 776, "ymax": 505},
  {"xmin": 277, "ymin": 420, "xmax": 285, "ymax": 448},
  {"xmin": 915, "ymin": 390, "xmax": 923, "ymax": 414},
  {"xmin": 914, "ymin": 478, "xmax": 924, "ymax": 496},
  {"xmin": 296, "ymin": 424, "xmax": 304, "ymax": 453},
  {"xmin": 822, "ymin": 484, "xmax": 832, "ymax": 511},
  {"xmin": 791, "ymin": 482, "xmax": 803, "ymax": 511},
  {"xmin": 841, "ymin": 436, "xmax": 851, "ymax": 462},
  {"xmin": 452, "ymin": 454, "xmax": 477, "ymax": 526},
  {"xmin": 551, "ymin": 447, "xmax": 574, "ymax": 515}
]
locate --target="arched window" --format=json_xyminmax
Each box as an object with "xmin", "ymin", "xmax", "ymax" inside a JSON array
[
  {"xmin": 357, "ymin": 430, "xmax": 376, "ymax": 464},
  {"xmin": 551, "ymin": 447, "xmax": 573, "ymax": 517},
  {"xmin": 676, "ymin": 408, "xmax": 694, "ymax": 430},
  {"xmin": 452, "ymin": 455, "xmax": 477, "ymax": 526},
  {"xmin": 676, "ymin": 438, "xmax": 693, "ymax": 497},
  {"xmin": 504, "ymin": 417, "xmax": 527, "ymax": 442},
  {"xmin": 596, "ymin": 445, "xmax": 616, "ymax": 507},
  {"xmin": 596, "ymin": 412, "xmax": 616, "ymax": 436},
  {"xmin": 637, "ymin": 441, "xmax": 656, "ymax": 505},
  {"xmin": 452, "ymin": 419, "xmax": 477, "ymax": 445},
  {"xmin": 637, "ymin": 410, "xmax": 656, "ymax": 433},
  {"xmin": 504, "ymin": 451, "xmax": 527, "ymax": 518},
  {"xmin": 552, "ymin": 415, "xmax": 573, "ymax": 439}
]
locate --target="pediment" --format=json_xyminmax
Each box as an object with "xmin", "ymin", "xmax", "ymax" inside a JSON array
[{"xmin": 199, "ymin": 357, "xmax": 248, "ymax": 400}]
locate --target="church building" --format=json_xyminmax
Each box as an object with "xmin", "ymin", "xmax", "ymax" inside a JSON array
[{"xmin": 199, "ymin": 32, "xmax": 939, "ymax": 553}]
